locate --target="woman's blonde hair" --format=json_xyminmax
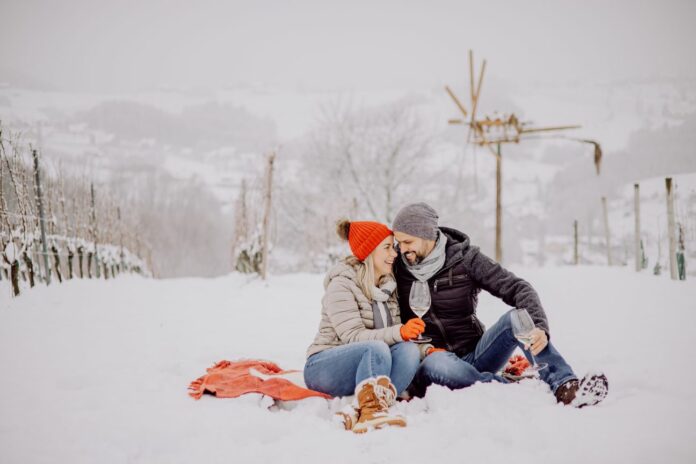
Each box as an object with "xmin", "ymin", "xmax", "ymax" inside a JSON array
[{"xmin": 337, "ymin": 219, "xmax": 393, "ymax": 301}]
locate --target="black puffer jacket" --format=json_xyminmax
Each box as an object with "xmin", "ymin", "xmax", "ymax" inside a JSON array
[{"xmin": 394, "ymin": 227, "xmax": 549, "ymax": 357}]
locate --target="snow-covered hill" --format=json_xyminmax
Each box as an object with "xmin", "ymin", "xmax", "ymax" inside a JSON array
[{"xmin": 1, "ymin": 268, "xmax": 694, "ymax": 463}]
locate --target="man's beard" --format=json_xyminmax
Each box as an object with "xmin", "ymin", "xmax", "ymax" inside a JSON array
[{"xmin": 405, "ymin": 251, "xmax": 423, "ymax": 265}]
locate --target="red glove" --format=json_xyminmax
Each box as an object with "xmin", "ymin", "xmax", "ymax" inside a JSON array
[
  {"xmin": 504, "ymin": 355, "xmax": 530, "ymax": 376},
  {"xmin": 400, "ymin": 318, "xmax": 425, "ymax": 341},
  {"xmin": 426, "ymin": 347, "xmax": 447, "ymax": 356}
]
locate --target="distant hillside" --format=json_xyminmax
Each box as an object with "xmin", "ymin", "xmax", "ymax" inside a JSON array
[{"xmin": 76, "ymin": 100, "xmax": 277, "ymax": 152}]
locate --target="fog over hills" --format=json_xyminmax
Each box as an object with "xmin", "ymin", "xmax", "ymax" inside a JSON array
[{"xmin": 1, "ymin": 1, "xmax": 694, "ymax": 276}]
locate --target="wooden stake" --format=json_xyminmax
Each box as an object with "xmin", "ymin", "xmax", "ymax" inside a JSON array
[
  {"xmin": 574, "ymin": 220, "xmax": 579, "ymax": 265},
  {"xmin": 665, "ymin": 178, "xmax": 678, "ymax": 279},
  {"xmin": 32, "ymin": 149, "xmax": 51, "ymax": 285},
  {"xmin": 117, "ymin": 207, "xmax": 125, "ymax": 272},
  {"xmin": 469, "ymin": 50, "xmax": 475, "ymax": 106},
  {"xmin": 634, "ymin": 184, "xmax": 641, "ymax": 272},
  {"xmin": 261, "ymin": 152, "xmax": 276, "ymax": 280},
  {"xmin": 495, "ymin": 142, "xmax": 502, "ymax": 263},
  {"xmin": 601, "ymin": 196, "xmax": 613, "ymax": 266},
  {"xmin": 91, "ymin": 183, "xmax": 100, "ymax": 278}
]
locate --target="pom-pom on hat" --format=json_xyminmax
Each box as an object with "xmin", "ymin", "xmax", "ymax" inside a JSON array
[{"xmin": 336, "ymin": 219, "xmax": 393, "ymax": 261}]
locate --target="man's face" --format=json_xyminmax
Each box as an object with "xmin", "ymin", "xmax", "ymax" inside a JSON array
[{"xmin": 394, "ymin": 231, "xmax": 435, "ymax": 265}]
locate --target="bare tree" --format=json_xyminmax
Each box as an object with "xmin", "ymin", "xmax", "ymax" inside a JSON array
[{"xmin": 308, "ymin": 99, "xmax": 433, "ymax": 223}]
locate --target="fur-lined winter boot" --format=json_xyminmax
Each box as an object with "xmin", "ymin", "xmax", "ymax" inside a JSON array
[
  {"xmin": 351, "ymin": 376, "xmax": 406, "ymax": 433},
  {"xmin": 333, "ymin": 403, "xmax": 359, "ymax": 430}
]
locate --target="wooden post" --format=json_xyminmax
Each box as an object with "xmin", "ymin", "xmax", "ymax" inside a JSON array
[
  {"xmin": 10, "ymin": 258, "xmax": 19, "ymax": 296},
  {"xmin": 634, "ymin": 184, "xmax": 641, "ymax": 272},
  {"xmin": 87, "ymin": 250, "xmax": 93, "ymax": 278},
  {"xmin": 665, "ymin": 178, "xmax": 678, "ymax": 279},
  {"xmin": 495, "ymin": 142, "xmax": 502, "ymax": 263},
  {"xmin": 51, "ymin": 244, "xmax": 62, "ymax": 283},
  {"xmin": 21, "ymin": 250, "xmax": 35, "ymax": 287},
  {"xmin": 32, "ymin": 149, "xmax": 51, "ymax": 284},
  {"xmin": 677, "ymin": 223, "xmax": 686, "ymax": 280},
  {"xmin": 90, "ymin": 183, "xmax": 100, "ymax": 278},
  {"xmin": 117, "ymin": 207, "xmax": 125, "ymax": 274},
  {"xmin": 601, "ymin": 196, "xmax": 613, "ymax": 266},
  {"xmin": 67, "ymin": 247, "xmax": 74, "ymax": 279},
  {"xmin": 260, "ymin": 151, "xmax": 276, "ymax": 280},
  {"xmin": 573, "ymin": 220, "xmax": 579, "ymax": 265},
  {"xmin": 77, "ymin": 245, "xmax": 84, "ymax": 278}
]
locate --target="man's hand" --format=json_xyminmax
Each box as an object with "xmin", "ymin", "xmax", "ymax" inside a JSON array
[
  {"xmin": 525, "ymin": 328, "xmax": 548, "ymax": 356},
  {"xmin": 426, "ymin": 347, "xmax": 447, "ymax": 356},
  {"xmin": 400, "ymin": 318, "xmax": 425, "ymax": 341}
]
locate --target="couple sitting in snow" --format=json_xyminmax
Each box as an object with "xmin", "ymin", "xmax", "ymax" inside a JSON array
[{"xmin": 303, "ymin": 202, "xmax": 609, "ymax": 434}]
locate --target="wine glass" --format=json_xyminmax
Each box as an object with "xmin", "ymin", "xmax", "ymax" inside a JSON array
[
  {"xmin": 510, "ymin": 308, "xmax": 548, "ymax": 375},
  {"xmin": 408, "ymin": 281, "xmax": 432, "ymax": 344}
]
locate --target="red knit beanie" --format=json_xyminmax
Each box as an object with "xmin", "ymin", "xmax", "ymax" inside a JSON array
[{"xmin": 345, "ymin": 221, "xmax": 393, "ymax": 261}]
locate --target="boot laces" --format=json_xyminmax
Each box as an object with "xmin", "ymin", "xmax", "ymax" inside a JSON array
[{"xmin": 373, "ymin": 383, "xmax": 395, "ymax": 409}]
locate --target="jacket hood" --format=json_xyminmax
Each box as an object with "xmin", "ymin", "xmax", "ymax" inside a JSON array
[
  {"xmin": 322, "ymin": 259, "xmax": 397, "ymax": 298},
  {"xmin": 439, "ymin": 226, "xmax": 471, "ymax": 264},
  {"xmin": 323, "ymin": 260, "xmax": 358, "ymax": 289}
]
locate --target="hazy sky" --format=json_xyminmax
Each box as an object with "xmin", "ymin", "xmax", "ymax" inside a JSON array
[{"xmin": 1, "ymin": 0, "xmax": 694, "ymax": 93}]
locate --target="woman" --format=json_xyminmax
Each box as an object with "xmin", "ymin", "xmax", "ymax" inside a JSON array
[{"xmin": 304, "ymin": 219, "xmax": 428, "ymax": 433}]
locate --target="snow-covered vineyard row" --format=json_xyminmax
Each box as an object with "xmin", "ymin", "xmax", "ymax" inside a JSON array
[{"xmin": 1, "ymin": 124, "xmax": 150, "ymax": 296}]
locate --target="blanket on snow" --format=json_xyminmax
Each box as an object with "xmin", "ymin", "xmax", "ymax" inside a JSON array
[{"xmin": 188, "ymin": 359, "xmax": 331, "ymax": 401}]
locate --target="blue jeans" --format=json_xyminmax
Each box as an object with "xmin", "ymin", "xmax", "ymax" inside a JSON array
[
  {"xmin": 304, "ymin": 341, "xmax": 421, "ymax": 396},
  {"xmin": 412, "ymin": 310, "xmax": 577, "ymax": 395}
]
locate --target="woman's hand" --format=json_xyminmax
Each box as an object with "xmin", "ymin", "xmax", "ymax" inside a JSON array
[{"xmin": 400, "ymin": 318, "xmax": 425, "ymax": 341}]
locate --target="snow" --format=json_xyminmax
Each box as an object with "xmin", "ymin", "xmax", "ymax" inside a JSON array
[{"xmin": 1, "ymin": 266, "xmax": 695, "ymax": 463}]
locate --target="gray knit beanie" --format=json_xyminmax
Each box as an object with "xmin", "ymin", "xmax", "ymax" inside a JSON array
[{"xmin": 392, "ymin": 202, "xmax": 439, "ymax": 241}]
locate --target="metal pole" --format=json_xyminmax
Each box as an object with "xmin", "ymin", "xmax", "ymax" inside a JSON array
[
  {"xmin": 666, "ymin": 178, "xmax": 678, "ymax": 279},
  {"xmin": 495, "ymin": 142, "xmax": 502, "ymax": 263},
  {"xmin": 634, "ymin": 184, "xmax": 641, "ymax": 272},
  {"xmin": 91, "ymin": 183, "xmax": 100, "ymax": 278},
  {"xmin": 32, "ymin": 149, "xmax": 51, "ymax": 285}
]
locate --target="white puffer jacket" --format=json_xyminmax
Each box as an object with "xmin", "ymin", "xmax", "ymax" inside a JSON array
[{"xmin": 306, "ymin": 260, "xmax": 404, "ymax": 358}]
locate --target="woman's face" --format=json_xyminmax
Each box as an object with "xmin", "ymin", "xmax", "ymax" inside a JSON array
[{"xmin": 371, "ymin": 235, "xmax": 398, "ymax": 278}]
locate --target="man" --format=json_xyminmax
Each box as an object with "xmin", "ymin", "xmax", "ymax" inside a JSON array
[{"xmin": 392, "ymin": 202, "xmax": 608, "ymax": 407}]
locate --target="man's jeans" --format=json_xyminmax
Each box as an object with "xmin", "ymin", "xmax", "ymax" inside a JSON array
[
  {"xmin": 412, "ymin": 310, "xmax": 577, "ymax": 395},
  {"xmin": 304, "ymin": 341, "xmax": 421, "ymax": 396}
]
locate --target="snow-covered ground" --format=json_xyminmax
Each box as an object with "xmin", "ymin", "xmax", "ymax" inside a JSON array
[{"xmin": 1, "ymin": 267, "xmax": 695, "ymax": 463}]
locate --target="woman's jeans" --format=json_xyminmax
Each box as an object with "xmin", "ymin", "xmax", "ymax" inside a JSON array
[
  {"xmin": 411, "ymin": 310, "xmax": 577, "ymax": 395},
  {"xmin": 304, "ymin": 341, "xmax": 421, "ymax": 396}
]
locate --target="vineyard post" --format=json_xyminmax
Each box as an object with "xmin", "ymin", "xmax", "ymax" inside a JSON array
[
  {"xmin": 32, "ymin": 149, "xmax": 51, "ymax": 285},
  {"xmin": 91, "ymin": 183, "xmax": 100, "ymax": 278}
]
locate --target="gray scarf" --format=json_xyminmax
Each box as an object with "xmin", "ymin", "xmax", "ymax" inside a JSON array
[
  {"xmin": 371, "ymin": 279, "xmax": 396, "ymax": 329},
  {"xmin": 402, "ymin": 230, "xmax": 447, "ymax": 282},
  {"xmin": 371, "ymin": 279, "xmax": 396, "ymax": 302}
]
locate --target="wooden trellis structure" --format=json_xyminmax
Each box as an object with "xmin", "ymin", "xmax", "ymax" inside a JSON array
[{"xmin": 446, "ymin": 50, "xmax": 602, "ymax": 263}]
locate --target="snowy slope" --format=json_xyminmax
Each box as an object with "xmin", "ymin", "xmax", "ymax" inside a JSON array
[{"xmin": 1, "ymin": 267, "xmax": 695, "ymax": 463}]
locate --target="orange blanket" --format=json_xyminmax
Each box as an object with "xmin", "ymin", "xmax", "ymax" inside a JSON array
[{"xmin": 188, "ymin": 359, "xmax": 331, "ymax": 401}]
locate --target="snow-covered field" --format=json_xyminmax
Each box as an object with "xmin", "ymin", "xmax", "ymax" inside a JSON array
[{"xmin": 1, "ymin": 267, "xmax": 695, "ymax": 463}]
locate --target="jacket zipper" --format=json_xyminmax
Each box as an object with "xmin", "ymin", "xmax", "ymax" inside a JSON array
[
  {"xmin": 433, "ymin": 273, "xmax": 469, "ymax": 291},
  {"xmin": 428, "ymin": 309, "xmax": 454, "ymax": 352}
]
